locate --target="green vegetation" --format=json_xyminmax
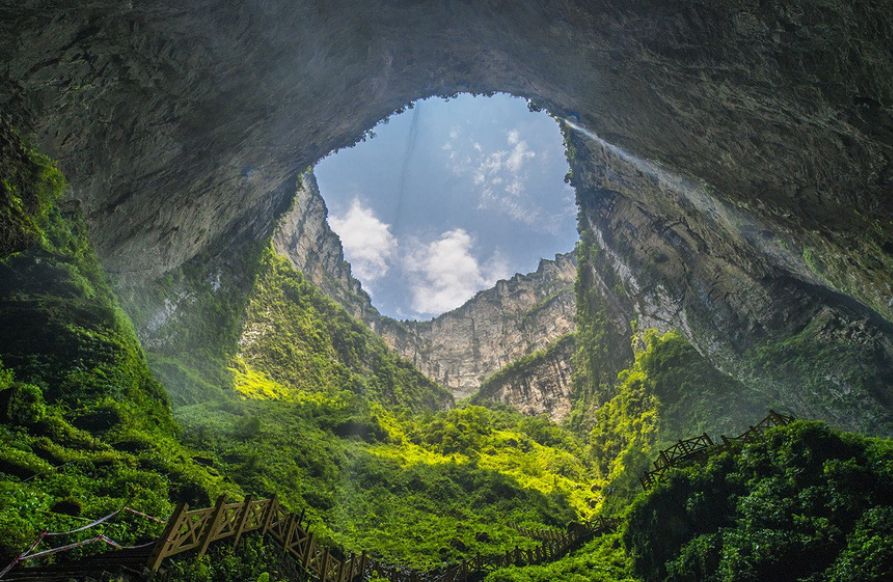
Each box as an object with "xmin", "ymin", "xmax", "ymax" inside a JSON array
[
  {"xmin": 177, "ymin": 389, "xmax": 596, "ymax": 569},
  {"xmin": 485, "ymin": 533, "xmax": 635, "ymax": 582},
  {"xmin": 586, "ymin": 328, "xmax": 769, "ymax": 514},
  {"xmin": 0, "ymin": 121, "xmax": 66, "ymax": 256},
  {"xmin": 625, "ymin": 421, "xmax": 893, "ymax": 581},
  {"xmin": 0, "ymin": 127, "xmax": 236, "ymax": 562},
  {"xmin": 238, "ymin": 247, "xmax": 451, "ymax": 412},
  {"xmin": 162, "ymin": 536, "xmax": 291, "ymax": 582},
  {"xmin": 122, "ymin": 219, "xmax": 597, "ymax": 570},
  {"xmin": 117, "ymin": 239, "xmax": 268, "ymax": 407},
  {"xmin": 745, "ymin": 308, "xmax": 893, "ymax": 434},
  {"xmin": 567, "ymin": 230, "xmax": 632, "ymax": 430}
]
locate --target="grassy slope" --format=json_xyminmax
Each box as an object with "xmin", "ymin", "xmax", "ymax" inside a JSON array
[
  {"xmin": 0, "ymin": 124, "xmax": 236, "ymax": 562},
  {"xmin": 237, "ymin": 247, "xmax": 452, "ymax": 412}
]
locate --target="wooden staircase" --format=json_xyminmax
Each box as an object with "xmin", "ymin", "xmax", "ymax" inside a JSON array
[{"xmin": 2, "ymin": 497, "xmax": 615, "ymax": 581}]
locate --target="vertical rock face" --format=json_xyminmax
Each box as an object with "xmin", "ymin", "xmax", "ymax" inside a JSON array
[
  {"xmin": 379, "ymin": 256, "xmax": 577, "ymax": 400},
  {"xmin": 472, "ymin": 335, "xmax": 577, "ymax": 421},
  {"xmin": 566, "ymin": 127, "xmax": 893, "ymax": 434},
  {"xmin": 272, "ymin": 173, "xmax": 380, "ymax": 324},
  {"xmin": 272, "ymin": 174, "xmax": 578, "ymax": 402}
]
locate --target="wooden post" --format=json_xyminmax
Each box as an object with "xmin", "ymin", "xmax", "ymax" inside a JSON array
[
  {"xmin": 232, "ymin": 496, "xmax": 253, "ymax": 548},
  {"xmin": 302, "ymin": 531, "xmax": 315, "ymax": 567},
  {"xmin": 320, "ymin": 547, "xmax": 330, "ymax": 582},
  {"xmin": 197, "ymin": 495, "xmax": 227, "ymax": 558},
  {"xmin": 261, "ymin": 496, "xmax": 278, "ymax": 536},
  {"xmin": 147, "ymin": 501, "xmax": 189, "ymax": 572},
  {"xmin": 344, "ymin": 553, "xmax": 355, "ymax": 582},
  {"xmin": 284, "ymin": 513, "xmax": 299, "ymax": 547},
  {"xmin": 357, "ymin": 551, "xmax": 367, "ymax": 580},
  {"xmin": 333, "ymin": 555, "xmax": 343, "ymax": 582},
  {"xmin": 297, "ymin": 507, "xmax": 306, "ymax": 528}
]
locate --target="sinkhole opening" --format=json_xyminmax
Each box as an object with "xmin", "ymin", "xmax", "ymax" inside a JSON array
[{"xmin": 314, "ymin": 93, "xmax": 579, "ymax": 320}]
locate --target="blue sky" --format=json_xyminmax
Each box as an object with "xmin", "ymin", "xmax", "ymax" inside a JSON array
[{"xmin": 315, "ymin": 93, "xmax": 577, "ymax": 320}]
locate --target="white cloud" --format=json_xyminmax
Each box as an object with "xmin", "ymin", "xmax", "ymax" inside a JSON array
[
  {"xmin": 505, "ymin": 138, "xmax": 535, "ymax": 173},
  {"xmin": 404, "ymin": 229, "xmax": 509, "ymax": 315},
  {"xmin": 505, "ymin": 178, "xmax": 523, "ymax": 196},
  {"xmin": 328, "ymin": 199, "xmax": 397, "ymax": 282},
  {"xmin": 438, "ymin": 125, "xmax": 557, "ymax": 232}
]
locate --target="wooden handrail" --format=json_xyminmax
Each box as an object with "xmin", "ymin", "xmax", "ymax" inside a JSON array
[{"xmin": 641, "ymin": 411, "xmax": 794, "ymax": 490}]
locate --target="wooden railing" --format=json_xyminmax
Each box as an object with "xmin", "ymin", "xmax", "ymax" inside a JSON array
[
  {"xmin": 143, "ymin": 494, "xmax": 617, "ymax": 581},
  {"xmin": 147, "ymin": 496, "xmax": 272, "ymax": 571},
  {"xmin": 640, "ymin": 410, "xmax": 795, "ymax": 489}
]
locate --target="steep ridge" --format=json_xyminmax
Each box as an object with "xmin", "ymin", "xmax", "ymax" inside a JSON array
[
  {"xmin": 272, "ymin": 173, "xmax": 380, "ymax": 325},
  {"xmin": 565, "ymin": 126, "xmax": 893, "ymax": 435},
  {"xmin": 273, "ymin": 173, "xmax": 578, "ymax": 406},
  {"xmin": 378, "ymin": 257, "xmax": 577, "ymax": 401}
]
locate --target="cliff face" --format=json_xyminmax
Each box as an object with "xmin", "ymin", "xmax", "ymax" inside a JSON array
[
  {"xmin": 567, "ymin": 127, "xmax": 893, "ymax": 434},
  {"xmin": 272, "ymin": 175, "xmax": 578, "ymax": 402},
  {"xmin": 471, "ymin": 335, "xmax": 576, "ymax": 421},
  {"xmin": 272, "ymin": 173, "xmax": 380, "ymax": 324},
  {"xmin": 379, "ymin": 255, "xmax": 577, "ymax": 400}
]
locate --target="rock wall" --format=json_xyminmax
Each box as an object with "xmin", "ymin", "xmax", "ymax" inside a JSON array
[
  {"xmin": 567, "ymin": 126, "xmax": 893, "ymax": 434},
  {"xmin": 272, "ymin": 173, "xmax": 380, "ymax": 324},
  {"xmin": 472, "ymin": 335, "xmax": 576, "ymax": 421},
  {"xmin": 378, "ymin": 255, "xmax": 577, "ymax": 400}
]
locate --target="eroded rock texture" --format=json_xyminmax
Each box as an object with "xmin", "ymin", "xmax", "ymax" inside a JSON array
[
  {"xmin": 273, "ymin": 173, "xmax": 379, "ymax": 324},
  {"xmin": 378, "ymin": 255, "xmax": 577, "ymax": 400},
  {"xmin": 2, "ymin": 1, "xmax": 891, "ymax": 431},
  {"xmin": 568, "ymin": 127, "xmax": 893, "ymax": 433},
  {"xmin": 472, "ymin": 335, "xmax": 577, "ymax": 422}
]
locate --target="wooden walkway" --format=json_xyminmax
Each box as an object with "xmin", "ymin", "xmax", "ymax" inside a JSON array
[
  {"xmin": 3, "ymin": 497, "xmax": 617, "ymax": 581},
  {"xmin": 640, "ymin": 410, "xmax": 795, "ymax": 489}
]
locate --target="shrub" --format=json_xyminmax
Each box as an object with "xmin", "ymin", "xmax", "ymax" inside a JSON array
[{"xmin": 3, "ymin": 383, "xmax": 46, "ymax": 426}]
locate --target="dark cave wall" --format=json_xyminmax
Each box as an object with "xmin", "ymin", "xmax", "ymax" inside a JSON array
[
  {"xmin": 0, "ymin": 0, "xmax": 889, "ymax": 312},
  {"xmin": 1, "ymin": 0, "xmax": 891, "ymax": 431}
]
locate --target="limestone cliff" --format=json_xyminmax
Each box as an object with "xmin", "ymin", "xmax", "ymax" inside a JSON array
[
  {"xmin": 272, "ymin": 174, "xmax": 577, "ymax": 403},
  {"xmin": 272, "ymin": 173, "xmax": 379, "ymax": 324},
  {"xmin": 566, "ymin": 126, "xmax": 893, "ymax": 434},
  {"xmin": 471, "ymin": 335, "xmax": 576, "ymax": 421},
  {"xmin": 378, "ymin": 255, "xmax": 577, "ymax": 400}
]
